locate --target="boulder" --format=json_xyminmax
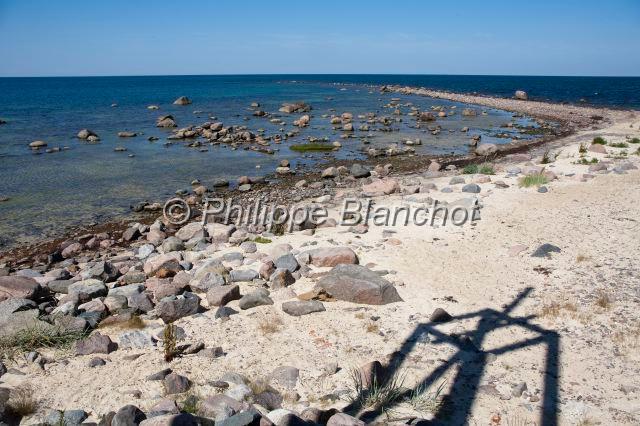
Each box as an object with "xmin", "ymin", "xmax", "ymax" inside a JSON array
[
  {"xmin": 270, "ymin": 268, "xmax": 296, "ymax": 289},
  {"xmin": 514, "ymin": 90, "xmax": 528, "ymax": 100},
  {"xmin": 238, "ymin": 289, "xmax": 273, "ymax": 310},
  {"xmin": 315, "ymin": 264, "xmax": 403, "ymax": 305},
  {"xmin": 0, "ymin": 276, "xmax": 41, "ymax": 302},
  {"xmin": 350, "ymin": 164, "xmax": 370, "ymax": 178},
  {"xmin": 207, "ymin": 285, "xmax": 241, "ymax": 307},
  {"xmin": 139, "ymin": 414, "xmax": 197, "ymax": 426},
  {"xmin": 300, "ymin": 247, "xmax": 358, "ymax": 267},
  {"xmin": 75, "ymin": 332, "xmax": 117, "ymax": 355},
  {"xmin": 327, "ymin": 413, "xmax": 365, "ymax": 426},
  {"xmin": 362, "ymin": 178, "xmax": 400, "ymax": 196},
  {"xmin": 155, "ymin": 293, "xmax": 200, "ymax": 323},
  {"xmin": 112, "ymin": 405, "xmax": 147, "ymax": 426},
  {"xmin": 282, "ymin": 300, "xmax": 325, "ymax": 316},
  {"xmin": 475, "ymin": 143, "xmax": 498, "ymax": 156},
  {"xmin": 77, "ymin": 129, "xmax": 97, "ymax": 140},
  {"xmin": 156, "ymin": 115, "xmax": 177, "ymax": 128},
  {"xmin": 173, "ymin": 96, "xmax": 192, "ymax": 105},
  {"xmin": 164, "ymin": 372, "xmax": 191, "ymax": 394}
]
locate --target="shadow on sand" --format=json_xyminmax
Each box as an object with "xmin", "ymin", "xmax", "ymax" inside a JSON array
[{"xmin": 343, "ymin": 287, "xmax": 560, "ymax": 425}]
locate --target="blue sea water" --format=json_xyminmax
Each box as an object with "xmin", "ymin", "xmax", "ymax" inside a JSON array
[{"xmin": 0, "ymin": 74, "xmax": 638, "ymax": 249}]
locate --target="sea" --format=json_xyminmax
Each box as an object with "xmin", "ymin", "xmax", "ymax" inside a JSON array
[{"xmin": 1, "ymin": 74, "xmax": 639, "ymax": 249}]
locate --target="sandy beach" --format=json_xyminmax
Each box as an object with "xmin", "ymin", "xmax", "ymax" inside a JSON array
[{"xmin": 1, "ymin": 90, "xmax": 639, "ymax": 426}]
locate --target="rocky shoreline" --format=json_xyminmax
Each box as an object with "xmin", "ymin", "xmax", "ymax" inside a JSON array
[
  {"xmin": 1, "ymin": 89, "xmax": 639, "ymax": 424},
  {"xmin": 0, "ymin": 87, "xmax": 622, "ymax": 267}
]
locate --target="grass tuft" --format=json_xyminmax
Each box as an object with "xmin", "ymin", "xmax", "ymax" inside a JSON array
[
  {"xmin": 253, "ymin": 236, "xmax": 272, "ymax": 244},
  {"xmin": 577, "ymin": 157, "xmax": 598, "ymax": 165},
  {"xmin": 463, "ymin": 163, "xmax": 494, "ymax": 175},
  {"xmin": 629, "ymin": 137, "xmax": 640, "ymax": 144},
  {"xmin": 518, "ymin": 174, "xmax": 548, "ymax": 188},
  {"xmin": 578, "ymin": 143, "xmax": 587, "ymax": 154},
  {"xmin": 595, "ymin": 290, "xmax": 612, "ymax": 309},
  {"xmin": 609, "ymin": 142, "xmax": 629, "ymax": 148},
  {"xmin": 592, "ymin": 137, "xmax": 607, "ymax": 145},
  {"xmin": 6, "ymin": 384, "xmax": 38, "ymax": 417},
  {"xmin": 0, "ymin": 325, "xmax": 87, "ymax": 360},
  {"xmin": 258, "ymin": 314, "xmax": 284, "ymax": 335},
  {"xmin": 181, "ymin": 391, "xmax": 202, "ymax": 414},
  {"xmin": 347, "ymin": 367, "xmax": 406, "ymax": 412},
  {"xmin": 289, "ymin": 143, "xmax": 335, "ymax": 153},
  {"xmin": 407, "ymin": 380, "xmax": 447, "ymax": 415}
]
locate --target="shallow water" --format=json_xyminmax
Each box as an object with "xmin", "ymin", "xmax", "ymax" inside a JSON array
[{"xmin": 0, "ymin": 75, "xmax": 567, "ymax": 248}]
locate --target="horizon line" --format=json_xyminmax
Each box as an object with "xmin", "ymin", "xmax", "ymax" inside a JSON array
[{"xmin": 1, "ymin": 72, "xmax": 639, "ymax": 79}]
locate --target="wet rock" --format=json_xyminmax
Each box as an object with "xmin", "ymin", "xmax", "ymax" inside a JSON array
[
  {"xmin": 118, "ymin": 131, "xmax": 137, "ymax": 138},
  {"xmin": 475, "ymin": 143, "xmax": 498, "ymax": 156},
  {"xmin": 346, "ymin": 164, "xmax": 369, "ymax": 180},
  {"xmin": 282, "ymin": 300, "xmax": 325, "ymax": 317},
  {"xmin": 173, "ymin": 96, "xmax": 192, "ymax": 105},
  {"xmin": 514, "ymin": 90, "xmax": 528, "ymax": 100},
  {"xmin": 316, "ymin": 264, "xmax": 402, "ymax": 305},
  {"xmin": 29, "ymin": 140, "xmax": 47, "ymax": 148},
  {"xmin": 157, "ymin": 115, "xmax": 177, "ymax": 128},
  {"xmin": 77, "ymin": 129, "xmax": 98, "ymax": 140}
]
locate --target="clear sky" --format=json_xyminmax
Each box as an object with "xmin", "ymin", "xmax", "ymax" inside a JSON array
[{"xmin": 1, "ymin": 0, "xmax": 638, "ymax": 77}]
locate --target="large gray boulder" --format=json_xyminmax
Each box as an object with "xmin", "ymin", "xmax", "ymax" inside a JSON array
[
  {"xmin": 315, "ymin": 264, "xmax": 403, "ymax": 305},
  {"xmin": 0, "ymin": 276, "xmax": 41, "ymax": 302},
  {"xmin": 155, "ymin": 292, "xmax": 200, "ymax": 323}
]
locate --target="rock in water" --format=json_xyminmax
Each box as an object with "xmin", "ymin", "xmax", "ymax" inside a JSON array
[
  {"xmin": 514, "ymin": 90, "xmax": 528, "ymax": 100},
  {"xmin": 315, "ymin": 264, "xmax": 403, "ymax": 305},
  {"xmin": 173, "ymin": 96, "xmax": 192, "ymax": 105}
]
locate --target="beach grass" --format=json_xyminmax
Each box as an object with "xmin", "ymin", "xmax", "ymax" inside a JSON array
[
  {"xmin": 463, "ymin": 164, "xmax": 494, "ymax": 175},
  {"xmin": 519, "ymin": 174, "xmax": 548, "ymax": 188},
  {"xmin": 289, "ymin": 143, "xmax": 335, "ymax": 152},
  {"xmin": 592, "ymin": 137, "xmax": 607, "ymax": 145},
  {"xmin": 609, "ymin": 142, "xmax": 629, "ymax": 148},
  {"xmin": 253, "ymin": 236, "xmax": 272, "ymax": 244},
  {"xmin": 629, "ymin": 137, "xmax": 640, "ymax": 144},
  {"xmin": 0, "ymin": 325, "xmax": 87, "ymax": 359}
]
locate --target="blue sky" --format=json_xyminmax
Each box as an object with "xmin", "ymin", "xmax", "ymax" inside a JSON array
[{"xmin": 0, "ymin": 0, "xmax": 638, "ymax": 77}]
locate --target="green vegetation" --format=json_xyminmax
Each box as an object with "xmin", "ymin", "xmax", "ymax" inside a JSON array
[
  {"xmin": 592, "ymin": 137, "xmax": 607, "ymax": 145},
  {"xmin": 519, "ymin": 174, "xmax": 548, "ymax": 188},
  {"xmin": 253, "ymin": 236, "xmax": 272, "ymax": 244},
  {"xmin": 181, "ymin": 392, "xmax": 202, "ymax": 414},
  {"xmin": 289, "ymin": 143, "xmax": 335, "ymax": 152},
  {"xmin": 609, "ymin": 142, "xmax": 629, "ymax": 148},
  {"xmin": 462, "ymin": 163, "xmax": 494, "ymax": 175},
  {"xmin": 629, "ymin": 137, "xmax": 640, "ymax": 144},
  {"xmin": 348, "ymin": 367, "xmax": 406, "ymax": 412},
  {"xmin": 576, "ymin": 157, "xmax": 599, "ymax": 165},
  {"xmin": 0, "ymin": 325, "xmax": 87, "ymax": 359},
  {"xmin": 408, "ymin": 380, "xmax": 447, "ymax": 415}
]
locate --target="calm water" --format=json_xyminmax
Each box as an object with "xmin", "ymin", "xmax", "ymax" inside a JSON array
[{"xmin": 0, "ymin": 75, "xmax": 638, "ymax": 248}]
